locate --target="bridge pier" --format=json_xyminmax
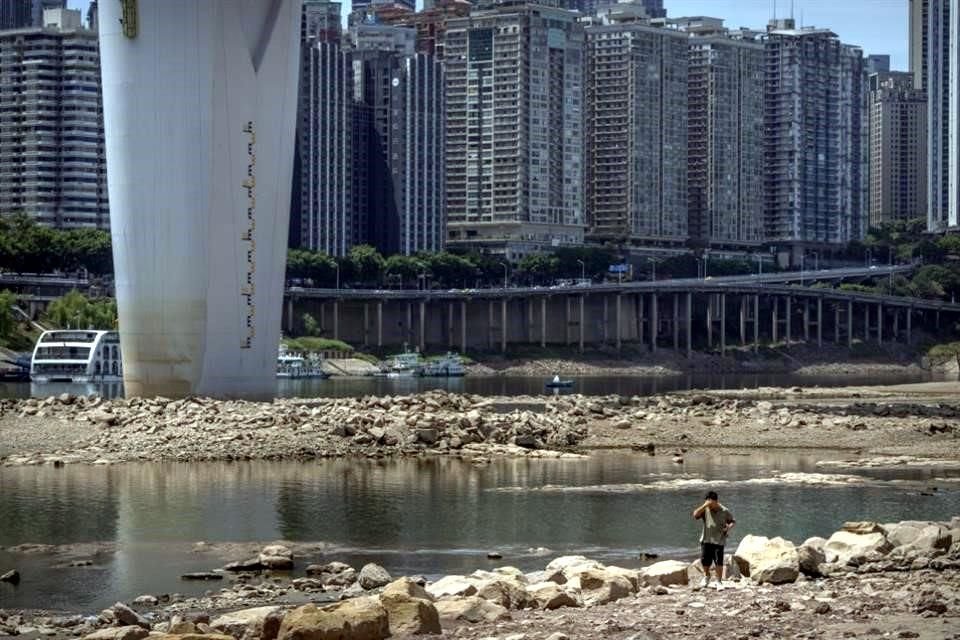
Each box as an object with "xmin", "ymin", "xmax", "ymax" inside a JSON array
[
  {"xmin": 378, "ymin": 301, "xmax": 383, "ymax": 348},
  {"xmin": 686, "ymin": 292, "xmax": 693, "ymax": 357},
  {"xmin": 502, "ymin": 299, "xmax": 508, "ymax": 353},
  {"xmin": 333, "ymin": 301, "xmax": 340, "ymax": 341},
  {"xmin": 565, "ymin": 297, "xmax": 572, "ymax": 346},
  {"xmin": 286, "ymin": 298, "xmax": 294, "ymax": 333},
  {"xmin": 893, "ymin": 306, "xmax": 899, "ymax": 341},
  {"xmin": 420, "ymin": 300, "xmax": 426, "ymax": 352},
  {"xmin": 785, "ymin": 297, "xmax": 792, "ymax": 345},
  {"xmin": 579, "ymin": 295, "xmax": 585, "ymax": 354},
  {"xmin": 864, "ymin": 303, "xmax": 870, "ymax": 342},
  {"xmin": 672, "ymin": 293, "xmax": 679, "ymax": 351},
  {"xmin": 363, "ymin": 303, "xmax": 370, "ymax": 347},
  {"xmin": 706, "ymin": 294, "xmax": 714, "ymax": 348},
  {"xmin": 650, "ymin": 293, "xmax": 658, "ymax": 353},
  {"xmin": 488, "ymin": 301, "xmax": 495, "ymax": 349},
  {"xmin": 541, "ymin": 297, "xmax": 547, "ymax": 348},
  {"xmin": 907, "ymin": 306, "xmax": 913, "ymax": 343},
  {"xmin": 637, "ymin": 294, "xmax": 644, "ymax": 345},
  {"xmin": 877, "ymin": 303, "xmax": 883, "ymax": 345},
  {"xmin": 772, "ymin": 297, "xmax": 778, "ymax": 343},
  {"xmin": 461, "ymin": 300, "xmax": 467, "ymax": 353},
  {"xmin": 753, "ymin": 295, "xmax": 759, "ymax": 352},
  {"xmin": 616, "ymin": 294, "xmax": 623, "ymax": 352},
  {"xmin": 817, "ymin": 298, "xmax": 823, "ymax": 347}
]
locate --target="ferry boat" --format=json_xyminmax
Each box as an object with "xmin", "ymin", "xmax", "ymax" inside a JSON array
[
  {"xmin": 30, "ymin": 330, "xmax": 122, "ymax": 383},
  {"xmin": 420, "ymin": 352, "xmax": 466, "ymax": 377},
  {"xmin": 378, "ymin": 346, "xmax": 422, "ymax": 377},
  {"xmin": 277, "ymin": 346, "xmax": 329, "ymax": 379}
]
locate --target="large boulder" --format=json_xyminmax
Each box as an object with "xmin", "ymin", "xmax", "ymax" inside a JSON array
[
  {"xmin": 896, "ymin": 525, "xmax": 954, "ymax": 558},
  {"xmin": 434, "ymin": 596, "xmax": 511, "ymax": 623},
  {"xmin": 545, "ymin": 556, "xmax": 603, "ymax": 582},
  {"xmin": 824, "ymin": 531, "xmax": 892, "ymax": 566},
  {"xmin": 842, "ymin": 521, "xmax": 884, "ymax": 535},
  {"xmin": 82, "ymin": 627, "xmax": 150, "ymax": 640},
  {"xmin": 258, "ymin": 545, "xmax": 294, "ymax": 571},
  {"xmin": 277, "ymin": 598, "xmax": 389, "ymax": 640},
  {"xmin": 473, "ymin": 577, "xmax": 532, "ymax": 609},
  {"xmin": 210, "ymin": 606, "xmax": 283, "ymax": 640},
  {"xmin": 357, "ymin": 563, "xmax": 392, "ymax": 590},
  {"xmin": 639, "ymin": 560, "xmax": 689, "ymax": 587},
  {"xmin": 733, "ymin": 535, "xmax": 799, "ymax": 584},
  {"xmin": 797, "ymin": 537, "xmax": 826, "ymax": 577},
  {"xmin": 569, "ymin": 568, "xmax": 633, "ymax": 606},
  {"xmin": 378, "ymin": 593, "xmax": 440, "ymax": 636},
  {"xmin": 111, "ymin": 603, "xmax": 150, "ymax": 630},
  {"xmin": 883, "ymin": 521, "xmax": 931, "ymax": 548},
  {"xmin": 526, "ymin": 582, "xmax": 580, "ymax": 610},
  {"xmin": 426, "ymin": 575, "xmax": 478, "ymax": 599},
  {"xmin": 382, "ymin": 577, "xmax": 432, "ymax": 601}
]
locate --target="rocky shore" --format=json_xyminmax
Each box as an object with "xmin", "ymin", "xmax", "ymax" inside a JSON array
[
  {"xmin": 2, "ymin": 517, "xmax": 960, "ymax": 639},
  {"xmin": 3, "ymin": 383, "xmax": 960, "ymax": 466}
]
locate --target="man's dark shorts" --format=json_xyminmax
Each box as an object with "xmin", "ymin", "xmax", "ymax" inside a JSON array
[{"xmin": 701, "ymin": 542, "xmax": 724, "ymax": 567}]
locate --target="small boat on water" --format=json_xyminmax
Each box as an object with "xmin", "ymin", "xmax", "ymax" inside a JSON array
[
  {"xmin": 277, "ymin": 346, "xmax": 329, "ymax": 379},
  {"xmin": 420, "ymin": 352, "xmax": 466, "ymax": 377},
  {"xmin": 545, "ymin": 376, "xmax": 574, "ymax": 389},
  {"xmin": 377, "ymin": 345, "xmax": 422, "ymax": 377}
]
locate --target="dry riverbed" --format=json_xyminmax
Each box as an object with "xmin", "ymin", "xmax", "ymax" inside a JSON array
[{"xmin": 2, "ymin": 383, "xmax": 960, "ymax": 466}]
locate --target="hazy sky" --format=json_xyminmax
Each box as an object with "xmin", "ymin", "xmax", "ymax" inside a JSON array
[
  {"xmin": 666, "ymin": 0, "xmax": 909, "ymax": 69},
  {"xmin": 68, "ymin": 0, "xmax": 910, "ymax": 71}
]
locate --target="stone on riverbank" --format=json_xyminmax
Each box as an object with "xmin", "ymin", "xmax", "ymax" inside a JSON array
[
  {"xmin": 434, "ymin": 596, "xmax": 511, "ymax": 623},
  {"xmin": 526, "ymin": 582, "xmax": 580, "ymax": 610},
  {"xmin": 210, "ymin": 606, "xmax": 284, "ymax": 640},
  {"xmin": 639, "ymin": 560, "xmax": 689, "ymax": 587},
  {"xmin": 733, "ymin": 535, "xmax": 799, "ymax": 584},
  {"xmin": 83, "ymin": 627, "xmax": 149, "ymax": 640},
  {"xmin": 379, "ymin": 592, "xmax": 441, "ymax": 635},
  {"xmin": 111, "ymin": 603, "xmax": 150, "ymax": 630},
  {"xmin": 426, "ymin": 575, "xmax": 478, "ymax": 599},
  {"xmin": 382, "ymin": 577, "xmax": 432, "ymax": 601},
  {"xmin": 569, "ymin": 568, "xmax": 634, "ymax": 606},
  {"xmin": 277, "ymin": 598, "xmax": 389, "ymax": 640},
  {"xmin": 823, "ymin": 530, "xmax": 892, "ymax": 566},
  {"xmin": 797, "ymin": 537, "xmax": 826, "ymax": 576},
  {"xmin": 357, "ymin": 563, "xmax": 391, "ymax": 590},
  {"xmin": 258, "ymin": 545, "xmax": 293, "ymax": 571}
]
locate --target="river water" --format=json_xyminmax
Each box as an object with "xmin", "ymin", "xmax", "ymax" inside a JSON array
[
  {"xmin": 0, "ymin": 369, "xmax": 944, "ymax": 400},
  {"xmin": 1, "ymin": 451, "xmax": 959, "ymax": 612}
]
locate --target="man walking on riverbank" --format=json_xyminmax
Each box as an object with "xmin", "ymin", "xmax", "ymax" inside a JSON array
[{"xmin": 692, "ymin": 490, "xmax": 735, "ymax": 590}]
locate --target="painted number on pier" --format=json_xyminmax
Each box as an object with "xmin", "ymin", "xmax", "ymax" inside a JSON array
[{"xmin": 241, "ymin": 121, "xmax": 256, "ymax": 349}]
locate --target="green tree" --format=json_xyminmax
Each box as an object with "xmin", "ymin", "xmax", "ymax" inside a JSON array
[
  {"xmin": 348, "ymin": 245, "xmax": 385, "ymax": 285},
  {"xmin": 517, "ymin": 253, "xmax": 559, "ymax": 285},
  {"xmin": 420, "ymin": 252, "xmax": 476, "ymax": 288},
  {"xmin": 44, "ymin": 290, "xmax": 117, "ymax": 329},
  {"xmin": 384, "ymin": 254, "xmax": 426, "ymax": 286},
  {"xmin": 301, "ymin": 312, "xmax": 320, "ymax": 337},
  {"xmin": 0, "ymin": 290, "xmax": 16, "ymax": 343}
]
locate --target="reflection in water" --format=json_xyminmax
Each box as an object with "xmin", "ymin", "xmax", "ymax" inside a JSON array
[
  {"xmin": 0, "ymin": 370, "xmax": 942, "ymax": 401},
  {"xmin": 1, "ymin": 453, "xmax": 958, "ymax": 611}
]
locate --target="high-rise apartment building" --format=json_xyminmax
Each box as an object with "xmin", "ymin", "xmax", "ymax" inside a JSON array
[
  {"xmin": 584, "ymin": 15, "xmax": 688, "ymax": 244},
  {"xmin": 298, "ymin": 1, "xmax": 354, "ymax": 255},
  {"xmin": 922, "ymin": 0, "xmax": 957, "ymax": 230},
  {"xmin": 0, "ymin": 0, "xmax": 63, "ymax": 30},
  {"xmin": 297, "ymin": 3, "xmax": 445, "ymax": 256},
  {"xmin": 677, "ymin": 17, "xmax": 764, "ymax": 248},
  {"xmin": 868, "ymin": 72, "xmax": 928, "ymax": 226},
  {"xmin": 763, "ymin": 20, "xmax": 868, "ymax": 250},
  {"xmin": 377, "ymin": 0, "xmax": 472, "ymax": 59},
  {"xmin": 0, "ymin": 7, "xmax": 108, "ymax": 228},
  {"xmin": 911, "ymin": 0, "xmax": 930, "ymax": 91},
  {"xmin": 353, "ymin": 49, "xmax": 445, "ymax": 254},
  {"xmin": 444, "ymin": 2, "xmax": 585, "ymax": 259}
]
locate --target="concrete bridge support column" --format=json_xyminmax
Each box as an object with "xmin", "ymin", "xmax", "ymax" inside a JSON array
[
  {"xmin": 753, "ymin": 295, "xmax": 759, "ymax": 352},
  {"xmin": 377, "ymin": 301, "xmax": 383, "ymax": 348},
  {"xmin": 650, "ymin": 293, "xmax": 658, "ymax": 353},
  {"xmin": 565, "ymin": 297, "xmax": 572, "ymax": 346},
  {"xmin": 907, "ymin": 306, "xmax": 913, "ymax": 343},
  {"xmin": 406, "ymin": 302, "xmax": 412, "ymax": 345},
  {"xmin": 720, "ymin": 294, "xmax": 726, "ymax": 354},
  {"xmin": 460, "ymin": 301, "xmax": 467, "ymax": 354},
  {"xmin": 502, "ymin": 299, "xmax": 508, "ymax": 354},
  {"xmin": 419, "ymin": 300, "xmax": 426, "ymax": 352},
  {"xmin": 803, "ymin": 300, "xmax": 810, "ymax": 342},
  {"xmin": 319, "ymin": 302, "xmax": 326, "ymax": 333},
  {"xmin": 286, "ymin": 297, "xmax": 294, "ymax": 333},
  {"xmin": 616, "ymin": 294, "xmax": 623, "ymax": 352},
  {"xmin": 673, "ymin": 293, "xmax": 679, "ymax": 352},
  {"xmin": 817, "ymin": 298, "xmax": 823, "ymax": 347},
  {"xmin": 864, "ymin": 304, "xmax": 870, "ymax": 342},
  {"xmin": 541, "ymin": 297, "xmax": 547, "ymax": 348},
  {"xmin": 637, "ymin": 294, "xmax": 645, "ymax": 345},
  {"xmin": 488, "ymin": 301, "xmax": 495, "ymax": 349},
  {"xmin": 447, "ymin": 303, "xmax": 454, "ymax": 349},
  {"xmin": 877, "ymin": 303, "xmax": 883, "ymax": 345},
  {"xmin": 847, "ymin": 300, "xmax": 854, "ymax": 348},
  {"xmin": 686, "ymin": 292, "xmax": 693, "ymax": 358},
  {"xmin": 706, "ymin": 295, "xmax": 714, "ymax": 348},
  {"xmin": 602, "ymin": 296, "xmax": 609, "ymax": 345},
  {"xmin": 363, "ymin": 303, "xmax": 369, "ymax": 347},
  {"xmin": 526, "ymin": 299, "xmax": 535, "ymax": 343},
  {"xmin": 579, "ymin": 295, "xmax": 585, "ymax": 354},
  {"xmin": 772, "ymin": 297, "xmax": 779, "ymax": 343},
  {"xmin": 333, "ymin": 301, "xmax": 340, "ymax": 341},
  {"xmin": 739, "ymin": 297, "xmax": 747, "ymax": 345},
  {"xmin": 785, "ymin": 297, "xmax": 792, "ymax": 345},
  {"xmin": 893, "ymin": 307, "xmax": 899, "ymax": 341}
]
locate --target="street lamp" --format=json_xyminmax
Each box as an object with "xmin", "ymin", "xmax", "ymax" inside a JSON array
[
  {"xmin": 755, "ymin": 254, "xmax": 763, "ymax": 277},
  {"xmin": 865, "ymin": 248, "xmax": 873, "ymax": 268},
  {"xmin": 811, "ymin": 251, "xmax": 819, "ymax": 272},
  {"xmin": 335, "ymin": 262, "xmax": 340, "ymax": 290},
  {"xmin": 649, "ymin": 257, "xmax": 662, "ymax": 282},
  {"xmin": 576, "ymin": 259, "xmax": 585, "ymax": 283},
  {"xmin": 499, "ymin": 262, "xmax": 509, "ymax": 289}
]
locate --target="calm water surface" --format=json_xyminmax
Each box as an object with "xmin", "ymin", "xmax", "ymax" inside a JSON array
[
  {"xmin": 1, "ymin": 452, "xmax": 958, "ymax": 611},
  {"xmin": 0, "ymin": 370, "xmax": 943, "ymax": 400}
]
